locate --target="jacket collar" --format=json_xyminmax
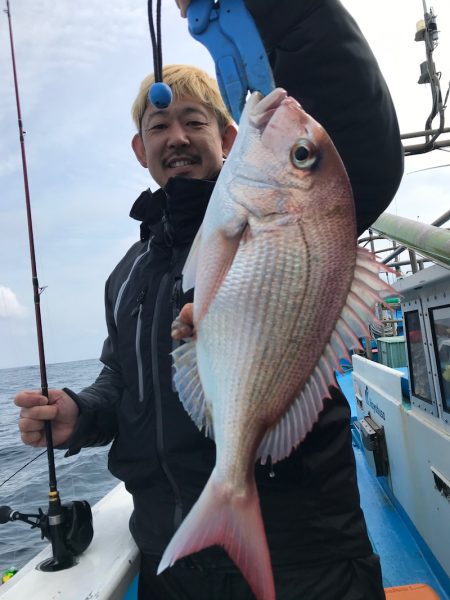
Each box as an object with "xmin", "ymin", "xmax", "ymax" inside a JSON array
[{"xmin": 130, "ymin": 176, "xmax": 216, "ymax": 246}]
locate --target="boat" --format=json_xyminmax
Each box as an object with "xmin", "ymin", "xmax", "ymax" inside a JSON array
[
  {"xmin": 350, "ymin": 212, "xmax": 450, "ymax": 599},
  {"xmin": 2, "ymin": 221, "xmax": 449, "ymax": 599},
  {"xmin": 0, "ymin": 484, "xmax": 139, "ymax": 600},
  {"xmin": 1, "ymin": 219, "xmax": 449, "ymax": 599}
]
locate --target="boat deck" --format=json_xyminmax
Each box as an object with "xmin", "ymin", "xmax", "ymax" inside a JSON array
[{"xmin": 337, "ymin": 369, "xmax": 450, "ymax": 599}]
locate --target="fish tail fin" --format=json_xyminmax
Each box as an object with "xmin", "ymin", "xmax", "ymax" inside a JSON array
[{"xmin": 157, "ymin": 469, "xmax": 275, "ymax": 600}]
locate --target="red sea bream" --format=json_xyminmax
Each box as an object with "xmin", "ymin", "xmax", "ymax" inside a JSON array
[{"xmin": 157, "ymin": 88, "xmax": 394, "ymax": 600}]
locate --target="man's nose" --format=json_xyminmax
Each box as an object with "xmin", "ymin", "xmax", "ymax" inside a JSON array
[{"xmin": 167, "ymin": 122, "xmax": 190, "ymax": 147}]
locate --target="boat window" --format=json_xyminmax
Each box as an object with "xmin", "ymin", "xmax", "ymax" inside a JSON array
[
  {"xmin": 405, "ymin": 310, "xmax": 432, "ymax": 403},
  {"xmin": 429, "ymin": 305, "xmax": 450, "ymax": 413}
]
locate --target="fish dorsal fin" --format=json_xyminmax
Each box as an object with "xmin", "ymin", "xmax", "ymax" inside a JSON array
[
  {"xmin": 257, "ymin": 364, "xmax": 329, "ymax": 465},
  {"xmin": 182, "ymin": 225, "xmax": 203, "ymax": 292},
  {"xmin": 257, "ymin": 247, "xmax": 395, "ymax": 465},
  {"xmin": 171, "ymin": 340, "xmax": 214, "ymax": 439}
]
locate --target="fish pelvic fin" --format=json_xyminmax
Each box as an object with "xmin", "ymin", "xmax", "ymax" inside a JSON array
[
  {"xmin": 182, "ymin": 224, "xmax": 203, "ymax": 292},
  {"xmin": 172, "ymin": 339, "xmax": 214, "ymax": 438},
  {"xmin": 257, "ymin": 247, "xmax": 397, "ymax": 466},
  {"xmin": 157, "ymin": 470, "xmax": 276, "ymax": 600}
]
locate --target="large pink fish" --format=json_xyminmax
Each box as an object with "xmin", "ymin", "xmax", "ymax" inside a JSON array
[{"xmin": 158, "ymin": 88, "xmax": 393, "ymax": 599}]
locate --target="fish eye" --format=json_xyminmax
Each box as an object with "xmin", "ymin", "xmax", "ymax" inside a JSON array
[{"xmin": 290, "ymin": 139, "xmax": 317, "ymax": 169}]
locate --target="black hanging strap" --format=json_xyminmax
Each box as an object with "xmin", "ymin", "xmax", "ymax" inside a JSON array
[{"xmin": 148, "ymin": 0, "xmax": 163, "ymax": 82}]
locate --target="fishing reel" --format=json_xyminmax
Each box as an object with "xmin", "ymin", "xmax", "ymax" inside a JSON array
[{"xmin": 0, "ymin": 499, "xmax": 93, "ymax": 571}]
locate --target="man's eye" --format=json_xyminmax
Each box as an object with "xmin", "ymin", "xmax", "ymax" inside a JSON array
[
  {"xmin": 147, "ymin": 123, "xmax": 167, "ymax": 131},
  {"xmin": 187, "ymin": 120, "xmax": 207, "ymax": 127}
]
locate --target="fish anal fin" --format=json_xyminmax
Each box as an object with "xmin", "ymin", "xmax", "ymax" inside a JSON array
[
  {"xmin": 158, "ymin": 471, "xmax": 275, "ymax": 600},
  {"xmin": 172, "ymin": 340, "xmax": 214, "ymax": 438}
]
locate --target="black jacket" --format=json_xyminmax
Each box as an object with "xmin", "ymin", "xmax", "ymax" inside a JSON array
[{"xmin": 64, "ymin": 0, "xmax": 403, "ymax": 569}]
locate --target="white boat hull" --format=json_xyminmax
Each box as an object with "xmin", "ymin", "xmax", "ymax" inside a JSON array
[{"xmin": 0, "ymin": 482, "xmax": 138, "ymax": 600}]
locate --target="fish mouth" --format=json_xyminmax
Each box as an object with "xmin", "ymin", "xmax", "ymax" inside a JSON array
[
  {"xmin": 251, "ymin": 91, "xmax": 309, "ymax": 151},
  {"xmin": 249, "ymin": 88, "xmax": 302, "ymax": 133}
]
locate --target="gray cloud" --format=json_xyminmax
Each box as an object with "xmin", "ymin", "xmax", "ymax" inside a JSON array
[{"xmin": 0, "ymin": 286, "xmax": 28, "ymax": 318}]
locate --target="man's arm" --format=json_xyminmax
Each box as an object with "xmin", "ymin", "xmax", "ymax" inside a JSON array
[
  {"xmin": 15, "ymin": 341, "xmax": 123, "ymax": 455},
  {"xmin": 61, "ymin": 361, "xmax": 123, "ymax": 456},
  {"xmin": 16, "ymin": 277, "xmax": 124, "ymax": 454},
  {"xmin": 61, "ymin": 279, "xmax": 124, "ymax": 455},
  {"xmin": 245, "ymin": 0, "xmax": 404, "ymax": 235}
]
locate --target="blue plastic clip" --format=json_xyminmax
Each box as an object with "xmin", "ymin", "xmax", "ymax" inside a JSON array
[{"xmin": 187, "ymin": 0, "xmax": 275, "ymax": 123}]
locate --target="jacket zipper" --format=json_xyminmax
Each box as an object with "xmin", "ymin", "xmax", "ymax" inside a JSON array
[
  {"xmin": 162, "ymin": 210, "xmax": 174, "ymax": 246},
  {"xmin": 131, "ymin": 289, "xmax": 147, "ymax": 403},
  {"xmin": 114, "ymin": 236, "xmax": 154, "ymax": 325},
  {"xmin": 151, "ymin": 270, "xmax": 184, "ymax": 529},
  {"xmin": 171, "ymin": 275, "xmax": 183, "ymax": 392}
]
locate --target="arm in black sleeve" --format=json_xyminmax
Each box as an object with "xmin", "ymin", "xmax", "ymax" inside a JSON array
[
  {"xmin": 61, "ymin": 277, "xmax": 123, "ymax": 456},
  {"xmin": 245, "ymin": 0, "xmax": 404, "ymax": 235}
]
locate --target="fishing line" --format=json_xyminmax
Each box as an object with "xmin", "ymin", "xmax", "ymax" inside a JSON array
[
  {"xmin": 406, "ymin": 163, "xmax": 450, "ymax": 174},
  {"xmin": 0, "ymin": 450, "xmax": 46, "ymax": 488}
]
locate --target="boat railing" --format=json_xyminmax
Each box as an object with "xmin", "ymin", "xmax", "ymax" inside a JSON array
[
  {"xmin": 359, "ymin": 209, "xmax": 450, "ymax": 275},
  {"xmin": 357, "ymin": 209, "xmax": 450, "ymax": 353}
]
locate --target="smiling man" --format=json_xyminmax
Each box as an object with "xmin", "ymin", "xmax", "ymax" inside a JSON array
[
  {"xmin": 131, "ymin": 68, "xmax": 236, "ymax": 187},
  {"xmin": 14, "ymin": 1, "xmax": 404, "ymax": 598},
  {"xmin": 132, "ymin": 95, "xmax": 236, "ymax": 185}
]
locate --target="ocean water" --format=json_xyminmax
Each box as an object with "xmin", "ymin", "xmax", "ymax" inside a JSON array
[{"xmin": 0, "ymin": 358, "xmax": 118, "ymax": 574}]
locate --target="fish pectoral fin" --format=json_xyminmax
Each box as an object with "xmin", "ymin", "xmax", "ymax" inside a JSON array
[
  {"xmin": 172, "ymin": 340, "xmax": 214, "ymax": 438},
  {"xmin": 182, "ymin": 197, "xmax": 249, "ymax": 295},
  {"xmin": 194, "ymin": 225, "xmax": 248, "ymax": 323}
]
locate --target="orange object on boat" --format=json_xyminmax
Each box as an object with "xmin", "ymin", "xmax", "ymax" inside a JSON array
[{"xmin": 385, "ymin": 583, "xmax": 440, "ymax": 599}]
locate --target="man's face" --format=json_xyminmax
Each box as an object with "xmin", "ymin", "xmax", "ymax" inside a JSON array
[{"xmin": 132, "ymin": 96, "xmax": 235, "ymax": 187}]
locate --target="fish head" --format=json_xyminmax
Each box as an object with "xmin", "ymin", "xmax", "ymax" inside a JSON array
[{"xmin": 228, "ymin": 89, "xmax": 355, "ymax": 223}]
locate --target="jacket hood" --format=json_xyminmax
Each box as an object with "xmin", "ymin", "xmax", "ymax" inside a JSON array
[{"xmin": 130, "ymin": 176, "xmax": 216, "ymax": 246}]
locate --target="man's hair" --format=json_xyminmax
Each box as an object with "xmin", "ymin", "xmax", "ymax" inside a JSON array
[{"xmin": 131, "ymin": 64, "xmax": 233, "ymax": 133}]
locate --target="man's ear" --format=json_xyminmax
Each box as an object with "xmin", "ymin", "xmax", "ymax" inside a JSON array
[
  {"xmin": 221, "ymin": 123, "xmax": 238, "ymax": 158},
  {"xmin": 132, "ymin": 133, "xmax": 148, "ymax": 167}
]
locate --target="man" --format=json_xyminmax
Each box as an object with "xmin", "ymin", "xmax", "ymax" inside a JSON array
[{"xmin": 15, "ymin": 1, "xmax": 404, "ymax": 598}]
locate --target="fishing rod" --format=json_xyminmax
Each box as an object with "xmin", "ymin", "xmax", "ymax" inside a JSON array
[{"xmin": 1, "ymin": 0, "xmax": 92, "ymax": 571}]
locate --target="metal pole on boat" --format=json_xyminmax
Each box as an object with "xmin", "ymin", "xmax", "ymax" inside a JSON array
[
  {"xmin": 4, "ymin": 0, "xmax": 78, "ymax": 571},
  {"xmin": 401, "ymin": 0, "xmax": 450, "ymax": 154}
]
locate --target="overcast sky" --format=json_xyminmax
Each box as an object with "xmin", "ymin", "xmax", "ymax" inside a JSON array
[{"xmin": 0, "ymin": 0, "xmax": 449, "ymax": 370}]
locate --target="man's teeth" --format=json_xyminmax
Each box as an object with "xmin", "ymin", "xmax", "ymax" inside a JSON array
[{"xmin": 169, "ymin": 159, "xmax": 195, "ymax": 168}]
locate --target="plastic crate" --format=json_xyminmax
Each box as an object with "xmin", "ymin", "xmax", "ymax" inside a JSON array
[{"xmin": 376, "ymin": 336, "xmax": 407, "ymax": 368}]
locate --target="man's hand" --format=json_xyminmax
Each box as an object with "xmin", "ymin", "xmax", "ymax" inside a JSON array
[
  {"xmin": 171, "ymin": 302, "xmax": 196, "ymax": 340},
  {"xmin": 15, "ymin": 389, "xmax": 79, "ymax": 448},
  {"xmin": 175, "ymin": 0, "xmax": 190, "ymax": 18}
]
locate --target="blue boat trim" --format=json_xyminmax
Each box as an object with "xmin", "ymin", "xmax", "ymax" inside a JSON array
[
  {"xmin": 352, "ymin": 424, "xmax": 450, "ymax": 598},
  {"xmin": 123, "ymin": 575, "xmax": 138, "ymax": 600}
]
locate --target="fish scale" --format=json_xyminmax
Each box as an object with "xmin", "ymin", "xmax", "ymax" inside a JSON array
[{"xmin": 158, "ymin": 89, "xmax": 395, "ymax": 600}]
